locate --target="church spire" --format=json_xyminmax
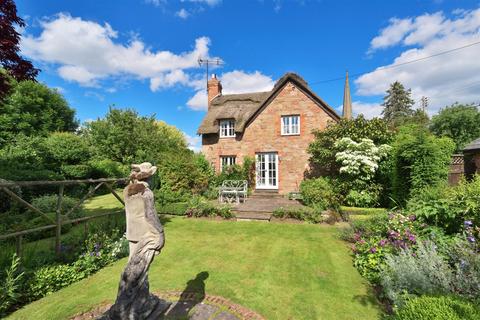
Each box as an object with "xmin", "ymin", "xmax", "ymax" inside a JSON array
[{"xmin": 343, "ymin": 71, "xmax": 352, "ymax": 119}]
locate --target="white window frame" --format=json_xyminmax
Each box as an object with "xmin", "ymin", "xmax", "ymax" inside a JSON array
[
  {"xmin": 220, "ymin": 156, "xmax": 236, "ymax": 171},
  {"xmin": 219, "ymin": 119, "xmax": 236, "ymax": 138},
  {"xmin": 281, "ymin": 115, "xmax": 300, "ymax": 135}
]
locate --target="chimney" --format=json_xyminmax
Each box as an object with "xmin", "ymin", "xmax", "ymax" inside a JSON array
[{"xmin": 207, "ymin": 74, "xmax": 222, "ymax": 109}]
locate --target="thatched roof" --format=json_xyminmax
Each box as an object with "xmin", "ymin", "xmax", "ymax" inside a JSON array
[
  {"xmin": 197, "ymin": 72, "xmax": 340, "ymax": 135},
  {"xmin": 464, "ymin": 137, "xmax": 480, "ymax": 152}
]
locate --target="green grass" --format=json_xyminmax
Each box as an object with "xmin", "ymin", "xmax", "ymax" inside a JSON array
[{"xmin": 8, "ymin": 216, "xmax": 381, "ymax": 319}]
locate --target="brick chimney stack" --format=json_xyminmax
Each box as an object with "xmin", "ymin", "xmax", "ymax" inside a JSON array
[{"xmin": 207, "ymin": 74, "xmax": 222, "ymax": 109}]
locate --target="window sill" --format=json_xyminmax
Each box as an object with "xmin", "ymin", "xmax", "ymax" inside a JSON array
[
  {"xmin": 219, "ymin": 136, "xmax": 236, "ymax": 139},
  {"xmin": 280, "ymin": 133, "xmax": 300, "ymax": 136}
]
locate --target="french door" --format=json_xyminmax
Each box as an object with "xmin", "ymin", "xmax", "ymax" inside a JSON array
[{"xmin": 255, "ymin": 153, "xmax": 279, "ymax": 189}]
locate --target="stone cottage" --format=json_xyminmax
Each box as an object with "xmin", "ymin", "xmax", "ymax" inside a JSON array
[{"xmin": 197, "ymin": 72, "xmax": 351, "ymax": 194}]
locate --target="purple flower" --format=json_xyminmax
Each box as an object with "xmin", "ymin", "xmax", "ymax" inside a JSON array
[
  {"xmin": 408, "ymin": 234, "xmax": 416, "ymax": 242},
  {"xmin": 409, "ymin": 215, "xmax": 416, "ymax": 222},
  {"xmin": 464, "ymin": 220, "xmax": 473, "ymax": 228},
  {"xmin": 467, "ymin": 236, "xmax": 476, "ymax": 243},
  {"xmin": 370, "ymin": 247, "xmax": 377, "ymax": 253},
  {"xmin": 379, "ymin": 239, "xmax": 388, "ymax": 247}
]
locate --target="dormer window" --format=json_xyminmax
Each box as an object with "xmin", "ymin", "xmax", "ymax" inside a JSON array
[
  {"xmin": 281, "ymin": 115, "xmax": 300, "ymax": 135},
  {"xmin": 219, "ymin": 119, "xmax": 236, "ymax": 137}
]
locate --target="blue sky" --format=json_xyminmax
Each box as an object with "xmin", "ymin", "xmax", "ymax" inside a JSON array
[{"xmin": 18, "ymin": 0, "xmax": 480, "ymax": 150}]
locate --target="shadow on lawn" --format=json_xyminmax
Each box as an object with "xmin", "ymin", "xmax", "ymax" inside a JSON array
[{"xmin": 164, "ymin": 271, "xmax": 209, "ymax": 319}]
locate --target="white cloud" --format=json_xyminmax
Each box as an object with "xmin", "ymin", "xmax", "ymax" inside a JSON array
[
  {"xmin": 145, "ymin": 0, "xmax": 166, "ymax": 7},
  {"xmin": 187, "ymin": 90, "xmax": 208, "ymax": 111},
  {"xmin": 352, "ymin": 101, "xmax": 383, "ymax": 119},
  {"xmin": 186, "ymin": 70, "xmax": 274, "ymax": 111},
  {"xmin": 356, "ymin": 8, "xmax": 480, "ymax": 114},
  {"xmin": 221, "ymin": 70, "xmax": 274, "ymax": 94},
  {"xmin": 21, "ymin": 13, "xmax": 211, "ymax": 88},
  {"xmin": 184, "ymin": 132, "xmax": 202, "ymax": 152},
  {"xmin": 176, "ymin": 8, "xmax": 190, "ymax": 19},
  {"xmin": 184, "ymin": 0, "xmax": 222, "ymax": 7}
]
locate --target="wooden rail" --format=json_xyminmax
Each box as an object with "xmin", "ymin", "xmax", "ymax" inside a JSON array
[{"xmin": 0, "ymin": 178, "xmax": 127, "ymax": 259}]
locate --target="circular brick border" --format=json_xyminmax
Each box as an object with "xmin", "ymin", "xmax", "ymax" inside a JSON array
[{"xmin": 70, "ymin": 291, "xmax": 265, "ymax": 320}]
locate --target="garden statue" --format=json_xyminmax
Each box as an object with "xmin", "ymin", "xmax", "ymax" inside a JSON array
[{"xmin": 102, "ymin": 162, "xmax": 170, "ymax": 319}]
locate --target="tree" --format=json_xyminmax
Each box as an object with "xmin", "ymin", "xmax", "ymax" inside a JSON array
[
  {"xmin": 390, "ymin": 124, "xmax": 455, "ymax": 206},
  {"xmin": 0, "ymin": 80, "xmax": 78, "ymax": 146},
  {"xmin": 0, "ymin": 0, "xmax": 39, "ymax": 97},
  {"xmin": 85, "ymin": 108, "xmax": 189, "ymax": 164},
  {"xmin": 382, "ymin": 81, "xmax": 415, "ymax": 126},
  {"xmin": 430, "ymin": 103, "xmax": 480, "ymax": 151},
  {"xmin": 308, "ymin": 115, "xmax": 393, "ymax": 176}
]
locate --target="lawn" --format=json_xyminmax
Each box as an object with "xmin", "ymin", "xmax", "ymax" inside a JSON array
[{"xmin": 8, "ymin": 203, "xmax": 381, "ymax": 320}]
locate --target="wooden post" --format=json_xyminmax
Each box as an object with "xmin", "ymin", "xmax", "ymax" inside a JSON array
[
  {"xmin": 1, "ymin": 187, "xmax": 56, "ymax": 224},
  {"xmin": 55, "ymin": 185, "xmax": 64, "ymax": 256},
  {"xmin": 104, "ymin": 183, "xmax": 125, "ymax": 206},
  {"xmin": 16, "ymin": 235, "xmax": 23, "ymax": 259}
]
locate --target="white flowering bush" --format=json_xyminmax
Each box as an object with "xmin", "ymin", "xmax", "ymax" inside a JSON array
[{"xmin": 335, "ymin": 138, "xmax": 391, "ymax": 182}]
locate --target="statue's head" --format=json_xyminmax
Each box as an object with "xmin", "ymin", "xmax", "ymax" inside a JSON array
[{"xmin": 130, "ymin": 162, "xmax": 157, "ymax": 182}]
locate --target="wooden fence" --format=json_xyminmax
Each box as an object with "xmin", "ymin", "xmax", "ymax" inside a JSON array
[{"xmin": 0, "ymin": 178, "xmax": 127, "ymax": 258}]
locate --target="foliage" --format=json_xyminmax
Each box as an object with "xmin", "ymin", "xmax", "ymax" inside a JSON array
[
  {"xmin": 308, "ymin": 115, "xmax": 393, "ymax": 176},
  {"xmin": 89, "ymin": 158, "xmax": 128, "ymax": 178},
  {"xmin": 272, "ymin": 206, "xmax": 324, "ymax": 224},
  {"xmin": 380, "ymin": 241, "xmax": 453, "ymax": 307},
  {"xmin": 407, "ymin": 176, "xmax": 480, "ymax": 233},
  {"xmin": 185, "ymin": 196, "xmax": 234, "ymax": 219},
  {"xmin": 381, "ymin": 81, "xmax": 415, "ymax": 127},
  {"xmin": 156, "ymin": 152, "xmax": 213, "ymax": 204},
  {"xmin": 43, "ymin": 132, "xmax": 90, "ymax": 165},
  {"xmin": 0, "ymin": 81, "xmax": 77, "ymax": 146},
  {"xmin": 448, "ymin": 234, "xmax": 480, "ymax": 299},
  {"xmin": 390, "ymin": 124, "xmax": 455, "ymax": 206},
  {"xmin": 335, "ymin": 138, "xmax": 391, "ymax": 181},
  {"xmin": 31, "ymin": 194, "xmax": 83, "ymax": 219},
  {"xmin": 27, "ymin": 231, "xmax": 128, "ymax": 301},
  {"xmin": 0, "ymin": 0, "xmax": 38, "ymax": 98},
  {"xmin": 300, "ymin": 177, "xmax": 340, "ymax": 210},
  {"xmin": 215, "ymin": 157, "xmax": 255, "ymax": 188},
  {"xmin": 388, "ymin": 295, "xmax": 480, "ymax": 320},
  {"xmin": 156, "ymin": 202, "xmax": 189, "ymax": 216},
  {"xmin": 0, "ymin": 254, "xmax": 24, "ymax": 316},
  {"xmin": 344, "ymin": 188, "xmax": 381, "ymax": 208},
  {"xmin": 84, "ymin": 108, "xmax": 188, "ymax": 164},
  {"xmin": 430, "ymin": 103, "xmax": 480, "ymax": 151},
  {"xmin": 351, "ymin": 213, "xmax": 422, "ymax": 283}
]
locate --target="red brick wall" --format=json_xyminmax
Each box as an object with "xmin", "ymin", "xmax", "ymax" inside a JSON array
[{"xmin": 201, "ymin": 82, "xmax": 337, "ymax": 194}]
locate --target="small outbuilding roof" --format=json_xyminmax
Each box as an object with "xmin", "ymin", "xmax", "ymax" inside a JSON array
[
  {"xmin": 464, "ymin": 137, "xmax": 480, "ymax": 152},
  {"xmin": 197, "ymin": 72, "xmax": 340, "ymax": 135}
]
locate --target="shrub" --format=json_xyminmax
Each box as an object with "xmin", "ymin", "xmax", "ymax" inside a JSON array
[
  {"xmin": 0, "ymin": 254, "xmax": 24, "ymax": 316},
  {"xmin": 185, "ymin": 196, "xmax": 234, "ymax": 219},
  {"xmin": 89, "ymin": 158, "xmax": 128, "ymax": 178},
  {"xmin": 390, "ymin": 125, "xmax": 455, "ymax": 206},
  {"xmin": 273, "ymin": 207, "xmax": 323, "ymax": 223},
  {"xmin": 156, "ymin": 202, "xmax": 189, "ymax": 216},
  {"xmin": 407, "ymin": 176, "xmax": 480, "ymax": 233},
  {"xmin": 380, "ymin": 241, "xmax": 453, "ymax": 307},
  {"xmin": 27, "ymin": 264, "xmax": 80, "ymax": 300},
  {"xmin": 345, "ymin": 188, "xmax": 380, "ymax": 208},
  {"xmin": 43, "ymin": 132, "xmax": 90, "ymax": 165},
  {"xmin": 449, "ymin": 237, "xmax": 480, "ymax": 299},
  {"xmin": 389, "ymin": 295, "xmax": 480, "ymax": 320},
  {"xmin": 300, "ymin": 177, "xmax": 340, "ymax": 209},
  {"xmin": 60, "ymin": 164, "xmax": 92, "ymax": 179},
  {"xmin": 31, "ymin": 194, "xmax": 83, "ymax": 219}
]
